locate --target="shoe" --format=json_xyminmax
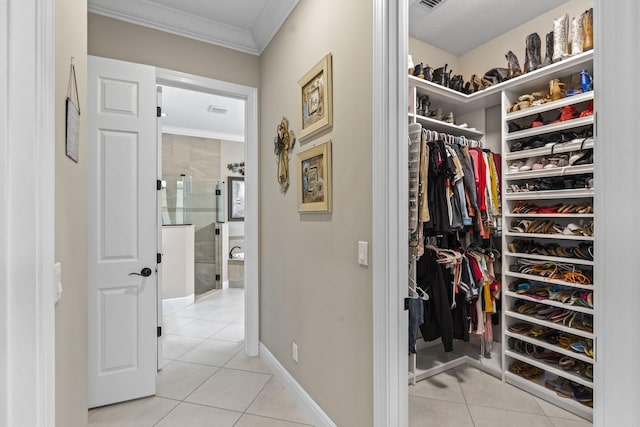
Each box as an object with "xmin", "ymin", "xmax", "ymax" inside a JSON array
[
  {"xmin": 583, "ymin": 8, "xmax": 594, "ymax": 51},
  {"xmin": 569, "ymin": 150, "xmax": 587, "ymax": 165},
  {"xmin": 549, "ymin": 79, "xmax": 567, "ymax": 101},
  {"xmin": 508, "ymin": 122, "xmax": 522, "ymax": 133},
  {"xmin": 541, "ymin": 31, "xmax": 554, "ymax": 67},
  {"xmin": 560, "ymin": 105, "xmax": 579, "ymax": 121},
  {"xmin": 531, "ymin": 114, "xmax": 544, "ymax": 128},
  {"xmin": 571, "ymin": 15, "xmax": 584, "ymax": 55},
  {"xmin": 506, "ymin": 50, "xmax": 522, "ymax": 79},
  {"xmin": 524, "ymin": 32, "xmax": 541, "ymax": 72},
  {"xmin": 580, "ymin": 100, "xmax": 594, "ymax": 117},
  {"xmin": 573, "ymin": 149, "xmax": 593, "ymax": 165},
  {"xmin": 553, "ymin": 13, "xmax": 570, "ymax": 62},
  {"xmin": 413, "ymin": 62, "xmax": 425, "ymax": 79},
  {"xmin": 508, "ymin": 160, "xmax": 524, "ymax": 173},
  {"xmin": 580, "ymin": 70, "xmax": 593, "ymax": 92}
]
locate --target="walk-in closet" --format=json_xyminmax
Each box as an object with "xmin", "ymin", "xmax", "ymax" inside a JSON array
[{"xmin": 406, "ymin": 0, "xmax": 595, "ymax": 423}]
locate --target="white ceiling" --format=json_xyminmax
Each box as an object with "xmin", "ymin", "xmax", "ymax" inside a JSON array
[
  {"xmin": 160, "ymin": 86, "xmax": 245, "ymax": 142},
  {"xmin": 409, "ymin": 0, "xmax": 571, "ymax": 56}
]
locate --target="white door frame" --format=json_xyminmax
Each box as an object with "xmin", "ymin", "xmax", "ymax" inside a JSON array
[
  {"xmin": 1, "ymin": 0, "xmax": 56, "ymax": 425},
  {"xmin": 155, "ymin": 68, "xmax": 260, "ymax": 356},
  {"xmin": 372, "ymin": 0, "xmax": 407, "ymax": 426}
]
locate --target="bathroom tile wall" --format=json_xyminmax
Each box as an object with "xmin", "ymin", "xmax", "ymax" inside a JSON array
[{"xmin": 163, "ymin": 134, "xmax": 222, "ymax": 295}]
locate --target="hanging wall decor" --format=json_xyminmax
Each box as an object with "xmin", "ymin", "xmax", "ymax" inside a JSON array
[
  {"xmin": 297, "ymin": 140, "xmax": 332, "ymax": 213},
  {"xmin": 65, "ymin": 57, "xmax": 80, "ymax": 162},
  {"xmin": 298, "ymin": 53, "xmax": 333, "ymax": 141},
  {"xmin": 227, "ymin": 161, "xmax": 245, "ymax": 176},
  {"xmin": 274, "ymin": 117, "xmax": 296, "ymax": 193}
]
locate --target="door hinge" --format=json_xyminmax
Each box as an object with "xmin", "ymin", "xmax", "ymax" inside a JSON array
[
  {"xmin": 215, "ymin": 189, "xmax": 221, "ymax": 195},
  {"xmin": 157, "ymin": 106, "xmax": 162, "ymax": 117},
  {"xmin": 215, "ymin": 228, "xmax": 220, "ymax": 235},
  {"xmin": 157, "ymin": 180, "xmax": 162, "ymax": 191},
  {"xmin": 215, "ymin": 274, "xmax": 221, "ymax": 281},
  {"xmin": 157, "ymin": 326, "xmax": 162, "ymax": 337},
  {"xmin": 157, "ymin": 253, "xmax": 162, "ymax": 264}
]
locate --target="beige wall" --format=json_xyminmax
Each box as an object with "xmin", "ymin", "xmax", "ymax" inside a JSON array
[
  {"xmin": 409, "ymin": 0, "xmax": 592, "ymax": 81},
  {"xmin": 88, "ymin": 13, "xmax": 260, "ymax": 89},
  {"xmin": 55, "ymin": 0, "xmax": 88, "ymax": 425},
  {"xmin": 459, "ymin": 0, "xmax": 592, "ymax": 79},
  {"xmin": 259, "ymin": 0, "xmax": 373, "ymax": 425},
  {"xmin": 409, "ymin": 36, "xmax": 459, "ymax": 77}
]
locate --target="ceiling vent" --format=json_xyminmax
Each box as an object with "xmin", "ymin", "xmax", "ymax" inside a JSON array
[
  {"xmin": 206, "ymin": 105, "xmax": 228, "ymax": 114},
  {"xmin": 418, "ymin": 0, "xmax": 445, "ymax": 10}
]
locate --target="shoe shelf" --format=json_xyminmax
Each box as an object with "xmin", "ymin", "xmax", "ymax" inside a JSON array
[
  {"xmin": 408, "ymin": 51, "xmax": 593, "ymax": 116},
  {"xmin": 506, "ymin": 311, "xmax": 594, "ymax": 340},
  {"xmin": 504, "ymin": 371, "xmax": 593, "ymax": 421},
  {"xmin": 506, "ymin": 291, "xmax": 594, "ymax": 316},
  {"xmin": 505, "ymin": 116, "xmax": 594, "ymax": 141},
  {"xmin": 505, "ymin": 271, "xmax": 593, "ymax": 291},
  {"xmin": 505, "ymin": 251, "xmax": 594, "ymax": 267},
  {"xmin": 408, "ymin": 113, "xmax": 484, "ymax": 138},
  {"xmin": 505, "ymin": 331, "xmax": 594, "ymax": 365},
  {"xmin": 504, "ymin": 188, "xmax": 594, "ymax": 200},
  {"xmin": 504, "ymin": 164, "xmax": 593, "ymax": 180},
  {"xmin": 505, "ymin": 213, "xmax": 594, "ymax": 219},
  {"xmin": 505, "ymin": 231, "xmax": 593, "ymax": 242},
  {"xmin": 506, "ymin": 351, "xmax": 593, "ymax": 388},
  {"xmin": 501, "ymin": 49, "xmax": 596, "ymax": 421},
  {"xmin": 505, "ymin": 138, "xmax": 594, "ymax": 160},
  {"xmin": 506, "ymin": 91, "xmax": 594, "ymax": 122},
  {"xmin": 498, "ymin": 51, "xmax": 594, "ymax": 97}
]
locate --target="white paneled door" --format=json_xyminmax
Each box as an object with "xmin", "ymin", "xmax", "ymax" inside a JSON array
[{"xmin": 88, "ymin": 56, "xmax": 159, "ymax": 408}]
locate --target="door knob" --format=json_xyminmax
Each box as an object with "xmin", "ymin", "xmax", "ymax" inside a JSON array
[{"xmin": 129, "ymin": 267, "xmax": 152, "ymax": 277}]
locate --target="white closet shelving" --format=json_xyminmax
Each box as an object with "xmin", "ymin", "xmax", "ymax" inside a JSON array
[
  {"xmin": 501, "ymin": 52, "xmax": 595, "ymax": 421},
  {"xmin": 407, "ymin": 50, "xmax": 595, "ymax": 421},
  {"xmin": 407, "ymin": 71, "xmax": 500, "ymax": 386}
]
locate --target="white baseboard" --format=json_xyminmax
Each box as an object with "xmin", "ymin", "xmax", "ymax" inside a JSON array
[
  {"xmin": 222, "ymin": 280, "xmax": 229, "ymax": 289},
  {"xmin": 162, "ymin": 294, "xmax": 194, "ymax": 312},
  {"xmin": 259, "ymin": 343, "xmax": 336, "ymax": 427}
]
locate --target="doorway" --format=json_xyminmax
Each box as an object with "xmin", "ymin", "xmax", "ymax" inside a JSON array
[{"xmin": 155, "ymin": 67, "xmax": 259, "ymax": 358}]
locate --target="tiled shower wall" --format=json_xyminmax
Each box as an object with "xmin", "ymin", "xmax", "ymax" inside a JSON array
[{"xmin": 163, "ymin": 134, "xmax": 221, "ymax": 295}]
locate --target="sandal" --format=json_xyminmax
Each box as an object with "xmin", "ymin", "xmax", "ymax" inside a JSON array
[{"xmin": 545, "ymin": 376, "xmax": 566, "ymax": 392}]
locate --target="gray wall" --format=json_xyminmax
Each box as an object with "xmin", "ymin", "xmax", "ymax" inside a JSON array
[{"xmin": 259, "ymin": 0, "xmax": 374, "ymax": 425}]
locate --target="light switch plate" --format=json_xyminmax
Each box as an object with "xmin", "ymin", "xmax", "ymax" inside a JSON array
[{"xmin": 358, "ymin": 241, "xmax": 368, "ymax": 266}]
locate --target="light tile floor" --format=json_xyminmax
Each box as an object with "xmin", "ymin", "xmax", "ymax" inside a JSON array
[
  {"xmin": 409, "ymin": 365, "xmax": 592, "ymax": 427},
  {"xmin": 89, "ymin": 288, "xmax": 591, "ymax": 427},
  {"xmin": 88, "ymin": 288, "xmax": 314, "ymax": 427}
]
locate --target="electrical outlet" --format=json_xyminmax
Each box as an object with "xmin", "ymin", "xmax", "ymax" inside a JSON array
[{"xmin": 292, "ymin": 342, "xmax": 298, "ymax": 363}]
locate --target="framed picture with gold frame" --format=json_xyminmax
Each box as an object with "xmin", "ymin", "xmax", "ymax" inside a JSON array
[
  {"xmin": 297, "ymin": 53, "xmax": 333, "ymax": 141},
  {"xmin": 297, "ymin": 141, "xmax": 332, "ymax": 213}
]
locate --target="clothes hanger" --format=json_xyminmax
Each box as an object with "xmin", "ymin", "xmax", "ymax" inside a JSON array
[{"xmin": 408, "ymin": 275, "xmax": 429, "ymax": 300}]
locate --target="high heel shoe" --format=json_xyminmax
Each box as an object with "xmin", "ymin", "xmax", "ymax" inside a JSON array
[{"xmin": 549, "ymin": 79, "xmax": 567, "ymax": 101}]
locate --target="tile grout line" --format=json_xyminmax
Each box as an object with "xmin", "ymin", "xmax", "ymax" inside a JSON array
[{"xmin": 454, "ymin": 367, "xmax": 478, "ymax": 427}]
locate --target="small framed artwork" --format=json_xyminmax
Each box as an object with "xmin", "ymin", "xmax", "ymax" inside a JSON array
[
  {"xmin": 227, "ymin": 176, "xmax": 245, "ymax": 221},
  {"xmin": 298, "ymin": 53, "xmax": 333, "ymax": 141},
  {"xmin": 297, "ymin": 140, "xmax": 332, "ymax": 213}
]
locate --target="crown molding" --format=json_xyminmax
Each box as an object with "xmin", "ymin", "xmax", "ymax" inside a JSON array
[{"xmin": 88, "ymin": 0, "xmax": 298, "ymax": 55}]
